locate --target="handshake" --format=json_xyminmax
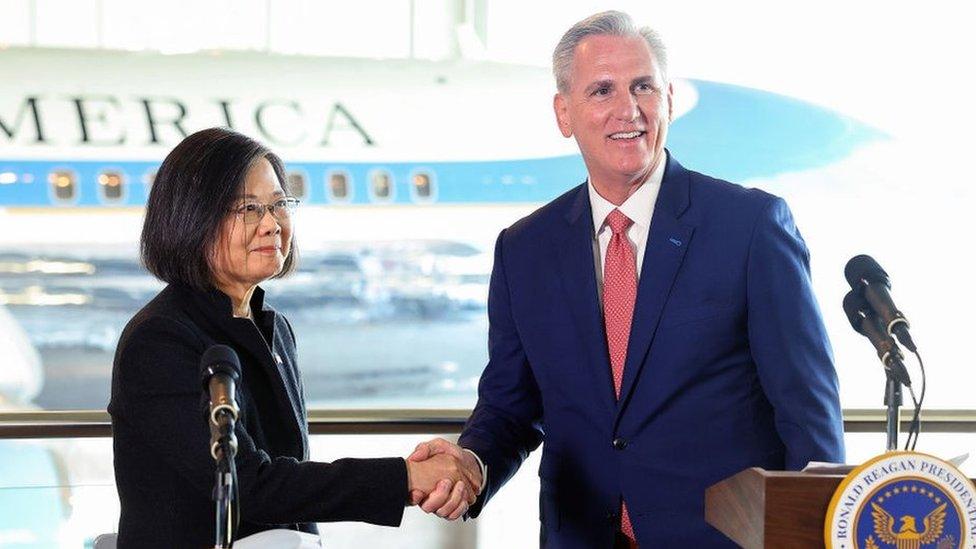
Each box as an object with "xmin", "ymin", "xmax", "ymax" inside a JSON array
[{"xmin": 404, "ymin": 438, "xmax": 483, "ymax": 521}]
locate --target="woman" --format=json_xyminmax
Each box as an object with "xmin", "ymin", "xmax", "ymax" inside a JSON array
[{"xmin": 108, "ymin": 128, "xmax": 474, "ymax": 547}]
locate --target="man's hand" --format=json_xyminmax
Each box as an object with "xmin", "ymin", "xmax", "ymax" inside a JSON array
[
  {"xmin": 404, "ymin": 451, "xmax": 477, "ymax": 520},
  {"xmin": 407, "ymin": 438, "xmax": 483, "ymax": 520}
]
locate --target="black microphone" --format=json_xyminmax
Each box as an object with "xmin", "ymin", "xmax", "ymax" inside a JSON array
[
  {"xmin": 843, "ymin": 290, "xmax": 912, "ymax": 387},
  {"xmin": 844, "ymin": 255, "xmax": 917, "ymax": 352},
  {"xmin": 200, "ymin": 345, "xmax": 241, "ymax": 461}
]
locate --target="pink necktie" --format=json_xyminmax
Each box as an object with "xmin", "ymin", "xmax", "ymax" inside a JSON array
[{"xmin": 602, "ymin": 208, "xmax": 638, "ymax": 543}]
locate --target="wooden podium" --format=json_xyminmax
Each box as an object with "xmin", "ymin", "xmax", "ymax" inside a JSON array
[
  {"xmin": 704, "ymin": 468, "xmax": 845, "ymax": 548},
  {"xmin": 707, "ymin": 467, "xmax": 976, "ymax": 547}
]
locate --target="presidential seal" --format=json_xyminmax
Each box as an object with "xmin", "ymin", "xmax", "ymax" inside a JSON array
[{"xmin": 825, "ymin": 451, "xmax": 976, "ymax": 549}]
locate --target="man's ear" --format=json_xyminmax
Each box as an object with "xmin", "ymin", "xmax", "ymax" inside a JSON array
[
  {"xmin": 553, "ymin": 93, "xmax": 573, "ymax": 138},
  {"xmin": 666, "ymin": 81, "xmax": 674, "ymax": 123}
]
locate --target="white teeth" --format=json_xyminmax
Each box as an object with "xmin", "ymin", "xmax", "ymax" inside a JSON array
[{"xmin": 610, "ymin": 131, "xmax": 642, "ymax": 139}]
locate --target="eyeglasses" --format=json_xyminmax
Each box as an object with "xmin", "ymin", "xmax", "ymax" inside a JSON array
[{"xmin": 231, "ymin": 197, "xmax": 301, "ymax": 224}]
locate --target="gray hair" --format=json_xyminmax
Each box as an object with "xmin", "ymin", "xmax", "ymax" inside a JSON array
[{"xmin": 552, "ymin": 10, "xmax": 668, "ymax": 94}]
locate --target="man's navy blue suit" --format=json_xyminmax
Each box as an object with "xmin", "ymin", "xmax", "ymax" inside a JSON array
[{"xmin": 458, "ymin": 154, "xmax": 845, "ymax": 547}]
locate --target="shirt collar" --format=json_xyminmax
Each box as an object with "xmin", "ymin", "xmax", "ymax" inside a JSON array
[
  {"xmin": 588, "ymin": 151, "xmax": 667, "ymax": 235},
  {"xmin": 191, "ymin": 283, "xmax": 274, "ymax": 324}
]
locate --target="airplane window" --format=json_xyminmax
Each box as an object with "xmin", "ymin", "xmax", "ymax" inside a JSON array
[
  {"xmin": 370, "ymin": 170, "xmax": 393, "ymax": 201},
  {"xmin": 48, "ymin": 170, "xmax": 77, "ymax": 202},
  {"xmin": 287, "ymin": 171, "xmax": 308, "ymax": 199},
  {"xmin": 412, "ymin": 172, "xmax": 434, "ymax": 200},
  {"xmin": 328, "ymin": 172, "xmax": 350, "ymax": 201},
  {"xmin": 98, "ymin": 171, "xmax": 125, "ymax": 202}
]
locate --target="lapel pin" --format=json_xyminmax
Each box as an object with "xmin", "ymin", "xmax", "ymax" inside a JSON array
[{"xmin": 668, "ymin": 237, "xmax": 682, "ymax": 247}]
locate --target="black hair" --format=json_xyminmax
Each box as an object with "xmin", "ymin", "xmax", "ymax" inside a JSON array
[{"xmin": 140, "ymin": 127, "xmax": 297, "ymax": 290}]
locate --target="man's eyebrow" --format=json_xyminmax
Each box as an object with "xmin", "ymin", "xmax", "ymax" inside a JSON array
[
  {"xmin": 584, "ymin": 78, "xmax": 614, "ymax": 93},
  {"xmin": 631, "ymin": 75, "xmax": 656, "ymax": 87}
]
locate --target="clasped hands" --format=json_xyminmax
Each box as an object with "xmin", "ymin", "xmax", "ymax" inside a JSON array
[{"xmin": 404, "ymin": 438, "xmax": 482, "ymax": 521}]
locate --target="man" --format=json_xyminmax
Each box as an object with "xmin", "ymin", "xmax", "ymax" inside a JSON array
[{"xmin": 410, "ymin": 10, "xmax": 844, "ymax": 547}]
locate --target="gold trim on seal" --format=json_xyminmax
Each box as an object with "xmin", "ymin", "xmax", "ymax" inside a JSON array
[{"xmin": 824, "ymin": 450, "xmax": 975, "ymax": 548}]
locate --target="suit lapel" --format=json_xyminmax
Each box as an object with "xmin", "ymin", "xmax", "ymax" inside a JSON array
[
  {"xmin": 226, "ymin": 317, "xmax": 305, "ymax": 451},
  {"xmin": 190, "ymin": 287, "xmax": 305, "ymax": 451},
  {"xmin": 616, "ymin": 157, "xmax": 695, "ymax": 418},
  {"xmin": 553, "ymin": 186, "xmax": 617, "ymax": 417}
]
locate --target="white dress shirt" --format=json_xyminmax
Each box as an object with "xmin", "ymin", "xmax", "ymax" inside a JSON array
[{"xmin": 588, "ymin": 152, "xmax": 666, "ymax": 301}]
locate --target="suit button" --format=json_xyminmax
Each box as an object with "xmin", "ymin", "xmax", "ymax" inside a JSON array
[{"xmin": 612, "ymin": 437, "xmax": 628, "ymax": 450}]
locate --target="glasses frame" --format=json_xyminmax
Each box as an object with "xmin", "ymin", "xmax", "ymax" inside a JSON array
[{"xmin": 231, "ymin": 196, "xmax": 301, "ymax": 224}]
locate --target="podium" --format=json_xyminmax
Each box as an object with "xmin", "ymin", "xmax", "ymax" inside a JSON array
[
  {"xmin": 707, "ymin": 467, "xmax": 976, "ymax": 548},
  {"xmin": 705, "ymin": 468, "xmax": 845, "ymax": 548}
]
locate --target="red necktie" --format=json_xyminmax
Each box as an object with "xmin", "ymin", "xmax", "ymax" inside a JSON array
[{"xmin": 602, "ymin": 208, "xmax": 638, "ymax": 543}]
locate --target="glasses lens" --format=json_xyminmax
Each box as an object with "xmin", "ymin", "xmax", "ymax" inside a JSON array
[
  {"xmin": 275, "ymin": 198, "xmax": 298, "ymax": 220},
  {"xmin": 241, "ymin": 203, "xmax": 262, "ymax": 224}
]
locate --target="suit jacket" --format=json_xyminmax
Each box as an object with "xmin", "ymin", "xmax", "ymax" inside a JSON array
[
  {"xmin": 108, "ymin": 284, "xmax": 407, "ymax": 548},
  {"xmin": 458, "ymin": 154, "xmax": 845, "ymax": 547}
]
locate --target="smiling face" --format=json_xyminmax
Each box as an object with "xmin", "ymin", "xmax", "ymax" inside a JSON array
[
  {"xmin": 211, "ymin": 157, "xmax": 292, "ymax": 297},
  {"xmin": 554, "ymin": 34, "xmax": 673, "ymax": 201}
]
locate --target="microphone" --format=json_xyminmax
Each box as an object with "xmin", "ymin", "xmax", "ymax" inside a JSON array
[
  {"xmin": 843, "ymin": 290, "xmax": 912, "ymax": 387},
  {"xmin": 200, "ymin": 345, "xmax": 241, "ymax": 461},
  {"xmin": 844, "ymin": 255, "xmax": 917, "ymax": 352}
]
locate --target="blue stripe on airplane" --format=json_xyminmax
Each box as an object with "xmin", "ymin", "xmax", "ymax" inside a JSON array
[{"xmin": 0, "ymin": 156, "xmax": 589, "ymax": 206}]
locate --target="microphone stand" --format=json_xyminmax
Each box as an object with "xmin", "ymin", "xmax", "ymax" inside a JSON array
[
  {"xmin": 212, "ymin": 411, "xmax": 238, "ymax": 549},
  {"xmin": 883, "ymin": 370, "xmax": 902, "ymax": 451}
]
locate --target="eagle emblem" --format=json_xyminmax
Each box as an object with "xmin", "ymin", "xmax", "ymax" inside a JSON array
[{"xmin": 870, "ymin": 501, "xmax": 948, "ymax": 549}]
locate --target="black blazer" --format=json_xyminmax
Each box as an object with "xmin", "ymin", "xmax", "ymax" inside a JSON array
[{"xmin": 108, "ymin": 284, "xmax": 407, "ymax": 548}]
